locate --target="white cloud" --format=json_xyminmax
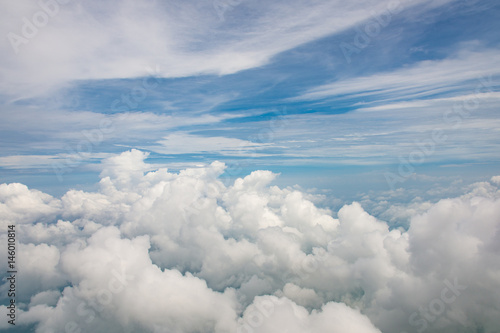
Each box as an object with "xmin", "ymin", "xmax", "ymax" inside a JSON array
[
  {"xmin": 294, "ymin": 49, "xmax": 500, "ymax": 102},
  {"xmin": 237, "ymin": 296, "xmax": 382, "ymax": 333},
  {"xmin": 281, "ymin": 283, "xmax": 323, "ymax": 308},
  {"xmin": 29, "ymin": 289, "xmax": 61, "ymax": 307},
  {"xmin": 1, "ymin": 150, "xmax": 500, "ymax": 332},
  {"xmin": 0, "ymin": 155, "xmax": 63, "ymax": 169},
  {"xmin": 0, "ymin": 0, "xmax": 453, "ymax": 98},
  {"xmin": 153, "ymin": 133, "xmax": 269, "ymax": 156},
  {"xmin": 0, "ymin": 107, "xmax": 238, "ymax": 170},
  {"xmin": 491, "ymin": 175, "xmax": 500, "ymax": 185},
  {"xmin": 258, "ymin": 88, "xmax": 500, "ymax": 164},
  {"xmin": 0, "ymin": 183, "xmax": 61, "ymax": 226}
]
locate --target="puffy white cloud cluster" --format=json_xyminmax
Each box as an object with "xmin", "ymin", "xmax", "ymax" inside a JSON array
[{"xmin": 1, "ymin": 150, "xmax": 500, "ymax": 333}]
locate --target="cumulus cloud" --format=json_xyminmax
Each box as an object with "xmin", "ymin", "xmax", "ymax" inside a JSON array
[
  {"xmin": 238, "ymin": 296, "xmax": 382, "ymax": 333},
  {"xmin": 0, "ymin": 183, "xmax": 61, "ymax": 226},
  {"xmin": 1, "ymin": 150, "xmax": 500, "ymax": 332},
  {"xmin": 491, "ymin": 175, "xmax": 500, "ymax": 185}
]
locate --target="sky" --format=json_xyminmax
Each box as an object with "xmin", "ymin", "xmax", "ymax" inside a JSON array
[{"xmin": 0, "ymin": 0, "xmax": 500, "ymax": 332}]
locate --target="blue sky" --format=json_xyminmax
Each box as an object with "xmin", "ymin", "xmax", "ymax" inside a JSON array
[
  {"xmin": 3, "ymin": 2, "xmax": 500, "ymax": 332},
  {"xmin": 1, "ymin": 0, "xmax": 499, "ymax": 208}
]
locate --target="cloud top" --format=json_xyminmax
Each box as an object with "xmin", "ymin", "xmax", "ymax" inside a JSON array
[{"xmin": 0, "ymin": 150, "xmax": 499, "ymax": 332}]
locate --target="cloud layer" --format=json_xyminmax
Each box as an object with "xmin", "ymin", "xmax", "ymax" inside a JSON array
[
  {"xmin": 1, "ymin": 150, "xmax": 499, "ymax": 332},
  {"xmin": 1, "ymin": 0, "xmax": 453, "ymax": 98}
]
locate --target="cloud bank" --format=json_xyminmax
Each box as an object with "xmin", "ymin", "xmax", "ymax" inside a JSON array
[{"xmin": 1, "ymin": 150, "xmax": 500, "ymax": 332}]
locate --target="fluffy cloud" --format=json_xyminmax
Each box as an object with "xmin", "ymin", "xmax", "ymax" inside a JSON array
[
  {"xmin": 1, "ymin": 150, "xmax": 500, "ymax": 332},
  {"xmin": 491, "ymin": 175, "xmax": 500, "ymax": 185},
  {"xmin": 0, "ymin": 183, "xmax": 61, "ymax": 226},
  {"xmin": 237, "ymin": 296, "xmax": 382, "ymax": 333}
]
